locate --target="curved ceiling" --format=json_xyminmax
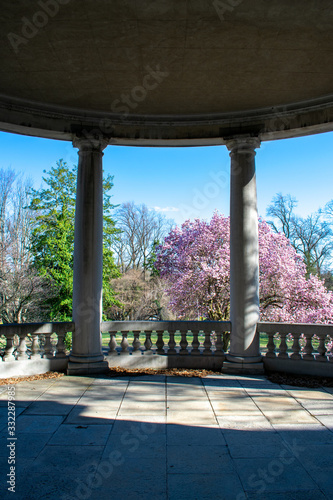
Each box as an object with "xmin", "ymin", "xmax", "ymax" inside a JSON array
[{"xmin": 0, "ymin": 0, "xmax": 333, "ymax": 144}]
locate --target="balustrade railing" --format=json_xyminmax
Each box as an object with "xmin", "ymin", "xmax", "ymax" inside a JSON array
[
  {"xmin": 1, "ymin": 320, "xmax": 332, "ymax": 377},
  {"xmin": 258, "ymin": 322, "xmax": 333, "ymax": 362},
  {"xmin": 0, "ymin": 322, "xmax": 74, "ymax": 362},
  {"xmin": 101, "ymin": 320, "xmax": 231, "ymax": 358}
]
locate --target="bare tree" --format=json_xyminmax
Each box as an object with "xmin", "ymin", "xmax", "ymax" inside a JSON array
[
  {"xmin": 292, "ymin": 213, "xmax": 333, "ymax": 276},
  {"xmin": 112, "ymin": 202, "xmax": 173, "ymax": 273},
  {"xmin": 0, "ymin": 168, "xmax": 16, "ymax": 278},
  {"xmin": 106, "ymin": 268, "xmax": 174, "ymax": 321},
  {"xmin": 267, "ymin": 193, "xmax": 333, "ymax": 277},
  {"xmin": 0, "ymin": 170, "xmax": 51, "ymax": 323},
  {"xmin": 266, "ymin": 193, "xmax": 297, "ymax": 240}
]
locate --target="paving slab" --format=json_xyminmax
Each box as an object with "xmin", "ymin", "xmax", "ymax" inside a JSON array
[
  {"xmin": 21, "ymin": 400, "xmax": 77, "ymax": 415},
  {"xmin": 65, "ymin": 405, "xmax": 117, "ymax": 424},
  {"xmin": 48, "ymin": 423, "xmax": 112, "ymax": 446},
  {"xmin": 273, "ymin": 424, "xmax": 333, "ymax": 444},
  {"xmin": 245, "ymin": 491, "xmax": 327, "ymax": 500},
  {"xmin": 217, "ymin": 414, "xmax": 272, "ymax": 430},
  {"xmin": 234, "ymin": 457, "xmax": 319, "ymax": 493},
  {"xmin": 0, "ymin": 373, "xmax": 332, "ymax": 499},
  {"xmin": 263, "ymin": 409, "xmax": 319, "ymax": 424},
  {"xmin": 168, "ymin": 472, "xmax": 245, "ymax": 500},
  {"xmin": 167, "ymin": 423, "xmax": 226, "ymax": 446},
  {"xmin": 29, "ymin": 444, "xmax": 105, "ymax": 475},
  {"xmin": 103, "ymin": 432, "xmax": 167, "ymax": 458},
  {"xmin": 16, "ymin": 415, "xmax": 65, "ymax": 433},
  {"xmin": 310, "ymin": 414, "xmax": 333, "ymax": 429},
  {"xmin": 167, "ymin": 444, "xmax": 231, "ymax": 474}
]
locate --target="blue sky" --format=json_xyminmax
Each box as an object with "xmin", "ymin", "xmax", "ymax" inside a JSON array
[{"xmin": 0, "ymin": 130, "xmax": 332, "ymax": 226}]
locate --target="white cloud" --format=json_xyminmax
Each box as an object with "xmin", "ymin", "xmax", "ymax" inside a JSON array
[{"xmin": 153, "ymin": 206, "xmax": 180, "ymax": 212}]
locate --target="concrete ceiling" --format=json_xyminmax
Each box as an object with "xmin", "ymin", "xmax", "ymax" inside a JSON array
[{"xmin": 0, "ymin": 0, "xmax": 333, "ymax": 144}]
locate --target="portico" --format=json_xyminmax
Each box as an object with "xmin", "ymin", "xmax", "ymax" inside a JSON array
[{"xmin": 0, "ymin": 0, "xmax": 333, "ymax": 375}]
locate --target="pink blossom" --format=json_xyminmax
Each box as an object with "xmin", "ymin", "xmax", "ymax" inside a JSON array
[{"xmin": 155, "ymin": 213, "xmax": 333, "ymax": 323}]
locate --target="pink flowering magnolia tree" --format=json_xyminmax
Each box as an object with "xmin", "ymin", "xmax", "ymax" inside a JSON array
[{"xmin": 155, "ymin": 212, "xmax": 333, "ymax": 325}]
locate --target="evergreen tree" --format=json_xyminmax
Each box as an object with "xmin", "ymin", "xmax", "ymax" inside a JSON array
[{"xmin": 29, "ymin": 159, "xmax": 119, "ymax": 320}]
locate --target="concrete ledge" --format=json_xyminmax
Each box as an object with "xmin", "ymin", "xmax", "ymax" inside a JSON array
[
  {"xmin": 0, "ymin": 358, "xmax": 68, "ymax": 379},
  {"xmin": 263, "ymin": 357, "xmax": 333, "ymax": 377},
  {"xmin": 67, "ymin": 360, "xmax": 109, "ymax": 376},
  {"xmin": 222, "ymin": 361, "xmax": 265, "ymax": 375},
  {"xmin": 106, "ymin": 354, "xmax": 225, "ymax": 371}
]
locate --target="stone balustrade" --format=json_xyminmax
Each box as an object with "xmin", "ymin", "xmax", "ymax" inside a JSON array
[
  {"xmin": 0, "ymin": 322, "xmax": 74, "ymax": 361},
  {"xmin": 1, "ymin": 320, "xmax": 333, "ymax": 378},
  {"xmin": 101, "ymin": 320, "xmax": 231, "ymax": 370},
  {"xmin": 258, "ymin": 322, "xmax": 333, "ymax": 376},
  {"xmin": 0, "ymin": 322, "xmax": 74, "ymax": 378}
]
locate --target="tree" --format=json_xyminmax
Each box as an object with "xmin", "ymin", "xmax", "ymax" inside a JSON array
[
  {"xmin": 155, "ymin": 212, "xmax": 333, "ymax": 325},
  {"xmin": 267, "ymin": 193, "xmax": 333, "ymax": 277},
  {"xmin": 29, "ymin": 159, "xmax": 119, "ymax": 320},
  {"xmin": 106, "ymin": 268, "xmax": 173, "ymax": 321},
  {"xmin": 0, "ymin": 169, "xmax": 51, "ymax": 323},
  {"xmin": 266, "ymin": 193, "xmax": 297, "ymax": 240},
  {"xmin": 113, "ymin": 202, "xmax": 173, "ymax": 273}
]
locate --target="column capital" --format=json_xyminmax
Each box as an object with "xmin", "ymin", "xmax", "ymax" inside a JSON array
[
  {"xmin": 225, "ymin": 136, "xmax": 261, "ymax": 156},
  {"xmin": 72, "ymin": 136, "xmax": 109, "ymax": 153}
]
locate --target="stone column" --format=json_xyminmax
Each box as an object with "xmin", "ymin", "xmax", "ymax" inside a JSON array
[
  {"xmin": 223, "ymin": 136, "xmax": 263, "ymax": 373},
  {"xmin": 67, "ymin": 138, "xmax": 109, "ymax": 375}
]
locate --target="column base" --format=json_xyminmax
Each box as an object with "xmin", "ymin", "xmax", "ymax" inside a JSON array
[
  {"xmin": 67, "ymin": 360, "xmax": 109, "ymax": 376},
  {"xmin": 226, "ymin": 354, "xmax": 263, "ymax": 364},
  {"xmin": 222, "ymin": 357, "xmax": 264, "ymax": 375},
  {"xmin": 69, "ymin": 353, "xmax": 105, "ymax": 363}
]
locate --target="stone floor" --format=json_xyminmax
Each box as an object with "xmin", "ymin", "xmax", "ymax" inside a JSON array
[{"xmin": 0, "ymin": 373, "xmax": 332, "ymax": 500}]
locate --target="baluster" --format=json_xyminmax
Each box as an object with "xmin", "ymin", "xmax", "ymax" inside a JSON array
[
  {"xmin": 328, "ymin": 335, "xmax": 333, "ymax": 362},
  {"xmin": 191, "ymin": 329, "xmax": 200, "ymax": 355},
  {"xmin": 277, "ymin": 332, "xmax": 289, "ymax": 358},
  {"xmin": 16, "ymin": 334, "xmax": 29, "ymax": 360},
  {"xmin": 168, "ymin": 329, "xmax": 177, "ymax": 354},
  {"xmin": 302, "ymin": 333, "xmax": 314, "ymax": 360},
  {"xmin": 179, "ymin": 329, "xmax": 188, "ymax": 355},
  {"xmin": 55, "ymin": 330, "xmax": 67, "ymax": 358},
  {"xmin": 266, "ymin": 332, "xmax": 276, "ymax": 358},
  {"xmin": 222, "ymin": 331, "xmax": 230, "ymax": 352},
  {"xmin": 156, "ymin": 330, "xmax": 165, "ymax": 354},
  {"xmin": 2, "ymin": 334, "xmax": 16, "ymax": 361},
  {"xmin": 214, "ymin": 331, "xmax": 225, "ymax": 357},
  {"xmin": 30, "ymin": 334, "xmax": 41, "ymax": 358},
  {"xmin": 132, "ymin": 330, "xmax": 142, "ymax": 354},
  {"xmin": 290, "ymin": 333, "xmax": 301, "ymax": 360},
  {"xmin": 144, "ymin": 331, "xmax": 152, "ymax": 352},
  {"xmin": 316, "ymin": 335, "xmax": 327, "ymax": 362},
  {"xmin": 203, "ymin": 331, "xmax": 212, "ymax": 355},
  {"xmin": 43, "ymin": 334, "xmax": 54, "ymax": 359},
  {"xmin": 108, "ymin": 331, "xmax": 118, "ymax": 354},
  {"xmin": 120, "ymin": 331, "xmax": 129, "ymax": 353}
]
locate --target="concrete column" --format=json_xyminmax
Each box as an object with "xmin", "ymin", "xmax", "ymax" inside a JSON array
[
  {"xmin": 223, "ymin": 136, "xmax": 263, "ymax": 373},
  {"xmin": 67, "ymin": 138, "xmax": 109, "ymax": 375}
]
